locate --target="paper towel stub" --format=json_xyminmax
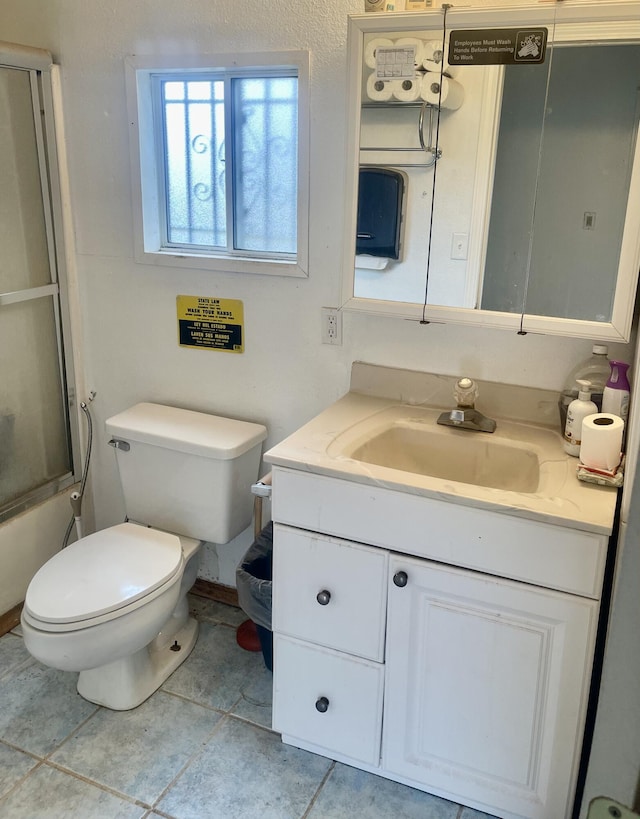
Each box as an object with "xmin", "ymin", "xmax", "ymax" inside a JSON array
[{"xmin": 580, "ymin": 413, "xmax": 624, "ymax": 472}]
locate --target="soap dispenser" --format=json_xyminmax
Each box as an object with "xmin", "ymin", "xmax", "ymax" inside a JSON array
[{"xmin": 563, "ymin": 380, "xmax": 598, "ymax": 457}]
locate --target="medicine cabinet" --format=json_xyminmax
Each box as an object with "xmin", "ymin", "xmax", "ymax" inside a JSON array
[{"xmin": 341, "ymin": 2, "xmax": 640, "ymax": 341}]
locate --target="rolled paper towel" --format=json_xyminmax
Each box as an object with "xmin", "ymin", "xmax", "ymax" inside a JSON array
[
  {"xmin": 392, "ymin": 76, "xmax": 422, "ymax": 102},
  {"xmin": 420, "ymin": 74, "xmax": 464, "ymax": 110},
  {"xmin": 366, "ymin": 72, "xmax": 393, "ymax": 102},
  {"xmin": 364, "ymin": 37, "xmax": 394, "ymax": 69},
  {"xmin": 580, "ymin": 413, "xmax": 624, "ymax": 472},
  {"xmin": 395, "ymin": 37, "xmax": 426, "ymax": 69}
]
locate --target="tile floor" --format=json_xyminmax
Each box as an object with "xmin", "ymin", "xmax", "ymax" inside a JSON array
[{"xmin": 0, "ymin": 595, "xmax": 494, "ymax": 819}]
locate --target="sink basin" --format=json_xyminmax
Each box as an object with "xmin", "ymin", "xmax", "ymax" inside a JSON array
[
  {"xmin": 328, "ymin": 407, "xmax": 546, "ymax": 493},
  {"xmin": 348, "ymin": 422, "xmax": 539, "ymax": 492}
]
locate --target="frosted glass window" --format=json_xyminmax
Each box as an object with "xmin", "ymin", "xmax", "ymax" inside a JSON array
[
  {"xmin": 157, "ymin": 70, "xmax": 298, "ymax": 257},
  {"xmin": 233, "ymin": 77, "xmax": 298, "ymax": 253},
  {"xmin": 162, "ymin": 79, "xmax": 226, "ymax": 247}
]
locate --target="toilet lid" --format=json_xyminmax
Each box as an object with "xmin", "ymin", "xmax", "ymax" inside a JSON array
[{"xmin": 25, "ymin": 523, "xmax": 183, "ymax": 624}]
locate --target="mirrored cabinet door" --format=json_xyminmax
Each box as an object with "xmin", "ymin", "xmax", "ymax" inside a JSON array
[{"xmin": 342, "ymin": 2, "xmax": 640, "ymax": 341}]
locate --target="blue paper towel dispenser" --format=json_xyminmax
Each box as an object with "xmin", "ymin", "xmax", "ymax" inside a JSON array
[{"xmin": 356, "ymin": 167, "xmax": 406, "ymax": 260}]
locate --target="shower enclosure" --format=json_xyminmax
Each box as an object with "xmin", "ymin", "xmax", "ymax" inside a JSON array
[{"xmin": 0, "ymin": 44, "xmax": 79, "ymax": 526}]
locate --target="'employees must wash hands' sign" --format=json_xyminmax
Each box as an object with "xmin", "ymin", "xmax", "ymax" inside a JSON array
[
  {"xmin": 448, "ymin": 28, "xmax": 547, "ymax": 66},
  {"xmin": 177, "ymin": 296, "xmax": 244, "ymax": 353}
]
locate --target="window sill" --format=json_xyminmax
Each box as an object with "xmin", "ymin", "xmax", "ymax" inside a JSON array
[{"xmin": 135, "ymin": 247, "xmax": 308, "ymax": 278}]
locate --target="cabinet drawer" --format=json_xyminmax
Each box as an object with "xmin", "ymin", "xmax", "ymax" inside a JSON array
[
  {"xmin": 273, "ymin": 634, "xmax": 384, "ymax": 767},
  {"xmin": 272, "ymin": 524, "xmax": 388, "ymax": 661}
]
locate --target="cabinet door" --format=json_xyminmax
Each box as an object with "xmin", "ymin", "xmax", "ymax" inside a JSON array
[
  {"xmin": 383, "ymin": 554, "xmax": 598, "ymax": 819},
  {"xmin": 273, "ymin": 634, "xmax": 384, "ymax": 766}
]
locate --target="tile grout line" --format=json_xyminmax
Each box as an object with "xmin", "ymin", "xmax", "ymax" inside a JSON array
[
  {"xmin": 0, "ymin": 753, "xmax": 152, "ymax": 813},
  {"xmin": 42, "ymin": 757, "xmax": 153, "ymax": 811},
  {"xmin": 0, "ymin": 737, "xmax": 46, "ymax": 763},
  {"xmin": 149, "ymin": 713, "xmax": 232, "ymax": 814},
  {"xmin": 227, "ymin": 685, "xmax": 271, "ymax": 717},
  {"xmin": 158, "ymin": 686, "xmax": 228, "ymax": 716},
  {"xmin": 0, "ymin": 759, "xmax": 46, "ymax": 806},
  {"xmin": 149, "ymin": 807, "xmax": 179, "ymax": 819},
  {"xmin": 40, "ymin": 703, "xmax": 102, "ymax": 761},
  {"xmin": 226, "ymin": 711, "xmax": 279, "ymax": 736},
  {"xmin": 300, "ymin": 760, "xmax": 336, "ymax": 819}
]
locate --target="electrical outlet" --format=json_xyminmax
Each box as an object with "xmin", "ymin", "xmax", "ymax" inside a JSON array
[{"xmin": 321, "ymin": 307, "xmax": 342, "ymax": 345}]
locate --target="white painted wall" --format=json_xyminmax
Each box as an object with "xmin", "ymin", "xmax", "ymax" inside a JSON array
[{"xmin": 0, "ymin": 0, "xmax": 637, "ymax": 815}]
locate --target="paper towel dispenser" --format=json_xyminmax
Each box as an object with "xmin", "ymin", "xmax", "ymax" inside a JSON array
[{"xmin": 356, "ymin": 167, "xmax": 406, "ymax": 260}]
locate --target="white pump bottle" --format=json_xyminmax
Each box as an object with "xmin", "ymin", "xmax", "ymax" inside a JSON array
[{"xmin": 563, "ymin": 379, "xmax": 598, "ymax": 457}]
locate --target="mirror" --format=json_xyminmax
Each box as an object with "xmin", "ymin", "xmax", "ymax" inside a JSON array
[{"xmin": 342, "ymin": 3, "xmax": 640, "ymax": 340}]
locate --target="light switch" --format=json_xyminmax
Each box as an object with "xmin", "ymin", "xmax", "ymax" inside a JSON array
[{"xmin": 451, "ymin": 232, "xmax": 469, "ymax": 260}]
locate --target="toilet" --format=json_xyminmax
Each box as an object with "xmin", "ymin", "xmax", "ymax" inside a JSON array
[{"xmin": 21, "ymin": 402, "xmax": 267, "ymax": 710}]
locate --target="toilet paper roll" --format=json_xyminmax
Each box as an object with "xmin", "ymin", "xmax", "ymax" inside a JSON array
[
  {"xmin": 420, "ymin": 75, "xmax": 465, "ymax": 110},
  {"xmin": 392, "ymin": 76, "xmax": 422, "ymax": 102},
  {"xmin": 366, "ymin": 72, "xmax": 393, "ymax": 102},
  {"xmin": 395, "ymin": 37, "xmax": 426, "ymax": 69},
  {"xmin": 580, "ymin": 413, "xmax": 624, "ymax": 472},
  {"xmin": 422, "ymin": 46, "xmax": 460, "ymax": 78},
  {"xmin": 364, "ymin": 37, "xmax": 394, "ymax": 69},
  {"xmin": 423, "ymin": 40, "xmax": 441, "ymax": 62}
]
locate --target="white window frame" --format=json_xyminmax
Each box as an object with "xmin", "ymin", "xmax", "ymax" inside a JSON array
[{"xmin": 125, "ymin": 51, "xmax": 309, "ymax": 277}]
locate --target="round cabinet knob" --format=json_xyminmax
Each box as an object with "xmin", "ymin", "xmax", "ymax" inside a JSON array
[
  {"xmin": 315, "ymin": 696, "xmax": 330, "ymax": 713},
  {"xmin": 393, "ymin": 570, "xmax": 408, "ymax": 588},
  {"xmin": 316, "ymin": 590, "xmax": 331, "ymax": 606}
]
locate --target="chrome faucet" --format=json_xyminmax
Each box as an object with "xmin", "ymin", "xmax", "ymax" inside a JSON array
[{"xmin": 437, "ymin": 377, "xmax": 496, "ymax": 433}]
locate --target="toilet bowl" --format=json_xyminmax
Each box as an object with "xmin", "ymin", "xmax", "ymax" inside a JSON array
[
  {"xmin": 21, "ymin": 402, "xmax": 267, "ymax": 711},
  {"xmin": 22, "ymin": 522, "xmax": 202, "ymax": 710}
]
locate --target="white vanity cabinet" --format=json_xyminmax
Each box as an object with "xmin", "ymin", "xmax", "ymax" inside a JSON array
[{"xmin": 270, "ymin": 466, "xmax": 606, "ymax": 819}]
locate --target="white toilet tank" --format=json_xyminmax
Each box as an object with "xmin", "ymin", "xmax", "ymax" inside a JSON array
[{"xmin": 106, "ymin": 403, "xmax": 267, "ymax": 544}]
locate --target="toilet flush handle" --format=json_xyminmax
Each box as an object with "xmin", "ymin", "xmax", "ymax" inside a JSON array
[{"xmin": 108, "ymin": 438, "xmax": 130, "ymax": 452}]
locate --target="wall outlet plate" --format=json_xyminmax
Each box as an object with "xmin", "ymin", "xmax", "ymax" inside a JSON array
[{"xmin": 321, "ymin": 307, "xmax": 342, "ymax": 345}]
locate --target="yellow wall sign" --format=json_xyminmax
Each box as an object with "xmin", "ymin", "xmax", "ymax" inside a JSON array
[{"xmin": 177, "ymin": 296, "xmax": 244, "ymax": 353}]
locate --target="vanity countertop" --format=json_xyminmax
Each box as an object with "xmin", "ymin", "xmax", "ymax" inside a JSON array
[{"xmin": 265, "ymin": 386, "xmax": 619, "ymax": 537}]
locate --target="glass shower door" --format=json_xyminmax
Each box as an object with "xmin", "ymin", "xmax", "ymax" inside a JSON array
[{"xmin": 0, "ymin": 64, "xmax": 73, "ymax": 521}]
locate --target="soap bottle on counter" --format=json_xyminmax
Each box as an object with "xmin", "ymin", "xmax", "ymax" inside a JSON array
[
  {"xmin": 563, "ymin": 379, "xmax": 598, "ymax": 457},
  {"xmin": 559, "ymin": 344, "xmax": 609, "ymax": 432},
  {"xmin": 602, "ymin": 360, "xmax": 631, "ymax": 425}
]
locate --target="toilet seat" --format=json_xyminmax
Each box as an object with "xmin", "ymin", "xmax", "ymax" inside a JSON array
[{"xmin": 24, "ymin": 523, "xmax": 184, "ymax": 632}]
